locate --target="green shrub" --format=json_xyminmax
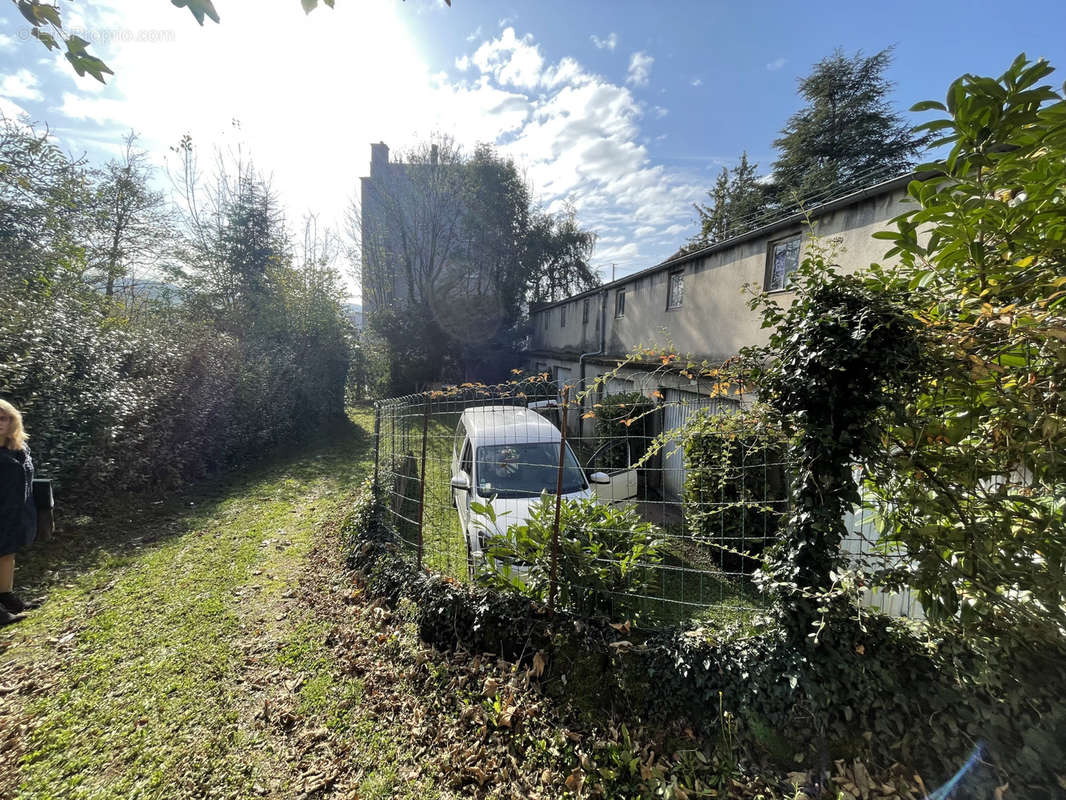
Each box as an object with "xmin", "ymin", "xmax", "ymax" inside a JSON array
[{"xmin": 479, "ymin": 495, "xmax": 664, "ymax": 620}]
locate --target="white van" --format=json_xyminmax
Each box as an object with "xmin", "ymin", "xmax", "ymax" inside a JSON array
[{"xmin": 450, "ymin": 405, "xmax": 609, "ymax": 574}]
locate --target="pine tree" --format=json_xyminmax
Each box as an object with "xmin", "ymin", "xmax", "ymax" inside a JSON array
[
  {"xmin": 688, "ymin": 152, "xmax": 770, "ymax": 250},
  {"xmin": 772, "ymin": 48, "xmax": 928, "ymax": 202}
]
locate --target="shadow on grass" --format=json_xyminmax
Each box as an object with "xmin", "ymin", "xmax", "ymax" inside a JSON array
[{"xmin": 14, "ymin": 406, "xmax": 375, "ymax": 597}]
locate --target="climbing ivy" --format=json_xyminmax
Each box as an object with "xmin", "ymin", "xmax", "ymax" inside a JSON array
[{"xmin": 744, "ymin": 237, "xmax": 925, "ymax": 633}]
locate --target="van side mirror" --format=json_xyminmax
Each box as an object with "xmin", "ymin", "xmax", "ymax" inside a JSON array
[
  {"xmin": 450, "ymin": 473, "xmax": 471, "ymax": 491},
  {"xmin": 589, "ymin": 471, "xmax": 611, "ymax": 485}
]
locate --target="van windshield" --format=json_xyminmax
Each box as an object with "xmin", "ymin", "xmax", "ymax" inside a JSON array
[{"xmin": 476, "ymin": 442, "xmax": 586, "ymax": 499}]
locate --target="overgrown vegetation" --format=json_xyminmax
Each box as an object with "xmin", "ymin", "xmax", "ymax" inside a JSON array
[
  {"xmin": 0, "ymin": 117, "xmax": 350, "ymax": 498},
  {"xmin": 865, "ymin": 54, "xmax": 1066, "ymax": 637},
  {"xmin": 480, "ymin": 495, "xmax": 665, "ymax": 621},
  {"xmin": 356, "ymin": 54, "xmax": 1066, "ymax": 800},
  {"xmin": 683, "ymin": 404, "xmax": 791, "ymax": 574}
]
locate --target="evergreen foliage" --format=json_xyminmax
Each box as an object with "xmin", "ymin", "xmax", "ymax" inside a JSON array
[
  {"xmin": 772, "ymin": 47, "xmax": 928, "ymax": 200},
  {"xmin": 686, "ymin": 48, "xmax": 928, "ymax": 252},
  {"xmin": 682, "ymin": 405, "xmax": 790, "ymax": 574},
  {"xmin": 866, "ymin": 54, "xmax": 1066, "ymax": 637},
  {"xmin": 687, "ymin": 153, "xmax": 770, "ymax": 250}
]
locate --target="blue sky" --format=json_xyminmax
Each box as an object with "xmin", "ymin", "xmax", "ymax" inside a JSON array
[{"xmin": 1, "ymin": 0, "xmax": 1064, "ymax": 298}]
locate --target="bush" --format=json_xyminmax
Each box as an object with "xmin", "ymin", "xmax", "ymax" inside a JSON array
[
  {"xmin": 346, "ymin": 479, "xmax": 1066, "ymax": 798},
  {"xmin": 479, "ymin": 495, "xmax": 664, "ymax": 621},
  {"xmin": 0, "ymin": 291, "xmax": 347, "ymax": 499}
]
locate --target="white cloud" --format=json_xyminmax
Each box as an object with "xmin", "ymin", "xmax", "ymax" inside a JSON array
[
  {"xmin": 653, "ymin": 106, "xmax": 668, "ymax": 119},
  {"xmin": 472, "ymin": 27, "xmax": 544, "ymax": 89},
  {"xmin": 690, "ymin": 77, "xmax": 702, "ymax": 87},
  {"xmin": 766, "ymin": 57, "xmax": 787, "ymax": 71},
  {"xmin": 0, "ymin": 95, "xmax": 30, "ymax": 120},
  {"xmin": 590, "ymin": 32, "xmax": 617, "ymax": 51},
  {"xmin": 455, "ymin": 54, "xmax": 471, "ymax": 71},
  {"xmin": 626, "ymin": 51, "xmax": 653, "ymax": 87},
  {"xmin": 466, "ymin": 25, "xmax": 482, "ymax": 42},
  {"xmin": 0, "ymin": 33, "xmax": 16, "ymax": 51},
  {"xmin": 0, "ymin": 69, "xmax": 43, "ymax": 102}
]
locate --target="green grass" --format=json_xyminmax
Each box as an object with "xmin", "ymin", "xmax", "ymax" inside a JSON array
[
  {"xmin": 0, "ymin": 405, "xmax": 438, "ymax": 800},
  {"xmin": 419, "ymin": 414, "xmax": 468, "ymax": 580}
]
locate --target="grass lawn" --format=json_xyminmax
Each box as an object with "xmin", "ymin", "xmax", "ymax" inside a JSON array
[{"xmin": 0, "ymin": 405, "xmax": 439, "ymax": 800}]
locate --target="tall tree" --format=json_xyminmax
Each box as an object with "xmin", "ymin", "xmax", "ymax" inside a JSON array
[
  {"xmin": 772, "ymin": 48, "xmax": 928, "ymax": 201},
  {"xmin": 687, "ymin": 152, "xmax": 770, "ymax": 250},
  {"xmin": 353, "ymin": 139, "xmax": 597, "ymax": 390},
  {"xmin": 0, "ymin": 116, "xmax": 92, "ymax": 294},
  {"xmin": 169, "ymin": 136, "xmax": 291, "ymax": 334},
  {"xmin": 87, "ymin": 133, "xmax": 173, "ymax": 301}
]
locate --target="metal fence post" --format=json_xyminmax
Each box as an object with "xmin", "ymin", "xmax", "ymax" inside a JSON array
[
  {"xmin": 373, "ymin": 403, "xmax": 381, "ymax": 495},
  {"xmin": 416, "ymin": 393, "xmax": 430, "ymax": 570},
  {"xmin": 549, "ymin": 384, "xmax": 569, "ymax": 615}
]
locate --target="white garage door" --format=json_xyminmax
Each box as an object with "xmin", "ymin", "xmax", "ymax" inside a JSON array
[{"xmin": 661, "ymin": 389, "xmax": 729, "ymax": 500}]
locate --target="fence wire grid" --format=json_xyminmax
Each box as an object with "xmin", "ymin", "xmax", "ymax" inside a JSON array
[{"xmin": 373, "ymin": 377, "xmax": 921, "ymax": 627}]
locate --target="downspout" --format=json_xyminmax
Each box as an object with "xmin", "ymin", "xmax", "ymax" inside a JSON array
[{"xmin": 578, "ymin": 288, "xmax": 608, "ymax": 435}]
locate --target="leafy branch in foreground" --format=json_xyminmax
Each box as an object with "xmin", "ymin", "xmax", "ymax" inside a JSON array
[
  {"xmin": 865, "ymin": 54, "xmax": 1066, "ymax": 637},
  {"xmin": 9, "ymin": 0, "xmax": 366, "ymax": 84}
]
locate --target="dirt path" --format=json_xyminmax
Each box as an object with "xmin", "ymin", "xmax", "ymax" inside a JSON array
[{"xmin": 0, "ymin": 406, "xmax": 427, "ymax": 799}]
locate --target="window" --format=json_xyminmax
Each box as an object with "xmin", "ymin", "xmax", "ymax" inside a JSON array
[
  {"xmin": 543, "ymin": 309, "xmax": 550, "ymax": 329},
  {"xmin": 475, "ymin": 442, "xmax": 586, "ymax": 498},
  {"xmin": 582, "ymin": 298, "xmax": 590, "ymax": 324},
  {"xmin": 615, "ymin": 289, "xmax": 626, "ymax": 318},
  {"xmin": 767, "ymin": 235, "xmax": 802, "ymax": 291},
  {"xmin": 560, "ymin": 304, "xmax": 567, "ymax": 327},
  {"xmin": 667, "ymin": 270, "xmax": 684, "ymax": 309}
]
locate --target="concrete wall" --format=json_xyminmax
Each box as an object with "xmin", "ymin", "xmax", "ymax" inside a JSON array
[{"xmin": 530, "ymin": 183, "xmax": 909, "ymax": 364}]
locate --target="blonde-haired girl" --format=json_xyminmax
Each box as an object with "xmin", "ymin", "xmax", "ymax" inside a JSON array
[{"xmin": 0, "ymin": 398, "xmax": 36, "ymax": 625}]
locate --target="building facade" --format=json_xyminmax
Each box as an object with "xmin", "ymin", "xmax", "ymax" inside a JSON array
[{"xmin": 525, "ymin": 175, "xmax": 922, "ymax": 616}]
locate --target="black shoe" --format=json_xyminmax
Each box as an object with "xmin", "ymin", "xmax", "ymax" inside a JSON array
[
  {"xmin": 0, "ymin": 592, "xmax": 25, "ymax": 614},
  {"xmin": 0, "ymin": 606, "xmax": 25, "ymax": 626}
]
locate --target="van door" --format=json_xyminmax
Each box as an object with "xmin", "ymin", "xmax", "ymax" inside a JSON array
[
  {"xmin": 587, "ymin": 439, "xmax": 637, "ymax": 503},
  {"xmin": 454, "ymin": 440, "xmax": 474, "ymax": 536}
]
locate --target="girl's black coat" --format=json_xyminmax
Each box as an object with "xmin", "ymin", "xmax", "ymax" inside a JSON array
[{"xmin": 0, "ymin": 446, "xmax": 36, "ymax": 556}]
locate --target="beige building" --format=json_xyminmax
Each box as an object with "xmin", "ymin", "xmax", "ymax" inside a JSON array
[
  {"xmin": 524, "ymin": 174, "xmax": 924, "ymax": 617},
  {"xmin": 527, "ymin": 173, "xmax": 911, "ymax": 395}
]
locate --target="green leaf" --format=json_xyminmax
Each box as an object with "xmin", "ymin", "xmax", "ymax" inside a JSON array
[
  {"xmin": 17, "ymin": 1, "xmax": 41, "ymax": 25},
  {"xmin": 171, "ymin": 0, "xmax": 221, "ymax": 25},
  {"xmin": 31, "ymin": 28, "xmax": 59, "ymax": 51},
  {"xmin": 910, "ymin": 100, "xmax": 947, "ymax": 112},
  {"xmin": 35, "ymin": 3, "xmax": 62, "ymax": 27}
]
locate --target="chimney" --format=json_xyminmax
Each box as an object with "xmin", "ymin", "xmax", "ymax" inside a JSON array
[
  {"xmin": 430, "ymin": 144, "xmax": 439, "ymax": 165},
  {"xmin": 370, "ymin": 142, "xmax": 389, "ymax": 176}
]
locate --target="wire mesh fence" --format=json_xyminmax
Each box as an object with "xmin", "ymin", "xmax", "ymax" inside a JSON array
[{"xmin": 374, "ymin": 376, "xmax": 921, "ymax": 627}]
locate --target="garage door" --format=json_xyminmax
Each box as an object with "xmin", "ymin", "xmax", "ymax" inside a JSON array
[{"xmin": 661, "ymin": 389, "xmax": 727, "ymax": 500}]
